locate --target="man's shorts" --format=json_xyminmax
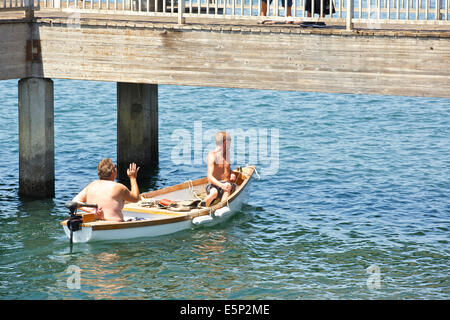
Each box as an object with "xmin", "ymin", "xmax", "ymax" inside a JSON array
[
  {"xmin": 262, "ymin": 0, "xmax": 293, "ymax": 7},
  {"xmin": 206, "ymin": 181, "xmax": 237, "ymax": 201}
]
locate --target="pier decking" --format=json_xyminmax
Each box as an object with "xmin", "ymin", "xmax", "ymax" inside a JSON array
[{"xmin": 2, "ymin": 6, "xmax": 449, "ymax": 97}]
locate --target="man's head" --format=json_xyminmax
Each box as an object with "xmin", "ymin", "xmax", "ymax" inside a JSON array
[
  {"xmin": 97, "ymin": 158, "xmax": 116, "ymax": 180},
  {"xmin": 215, "ymin": 131, "xmax": 231, "ymax": 150}
]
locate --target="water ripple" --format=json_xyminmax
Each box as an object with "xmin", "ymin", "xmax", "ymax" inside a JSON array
[{"xmin": 0, "ymin": 80, "xmax": 449, "ymax": 299}]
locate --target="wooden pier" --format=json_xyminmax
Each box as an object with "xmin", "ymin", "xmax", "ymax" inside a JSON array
[
  {"xmin": 2, "ymin": 6, "xmax": 449, "ymax": 96},
  {"xmin": 1, "ymin": 4, "xmax": 449, "ymax": 197}
]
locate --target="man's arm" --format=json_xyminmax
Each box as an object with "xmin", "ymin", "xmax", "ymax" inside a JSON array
[
  {"xmin": 72, "ymin": 185, "xmax": 88, "ymax": 203},
  {"xmin": 121, "ymin": 163, "xmax": 140, "ymax": 203}
]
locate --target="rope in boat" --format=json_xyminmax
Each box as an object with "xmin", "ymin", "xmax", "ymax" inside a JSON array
[
  {"xmin": 139, "ymin": 196, "xmax": 156, "ymax": 207},
  {"xmin": 245, "ymin": 164, "xmax": 261, "ymax": 180},
  {"xmin": 185, "ymin": 179, "xmax": 202, "ymax": 219},
  {"xmin": 254, "ymin": 167, "xmax": 261, "ymax": 180},
  {"xmin": 187, "ymin": 179, "xmax": 203, "ymax": 202}
]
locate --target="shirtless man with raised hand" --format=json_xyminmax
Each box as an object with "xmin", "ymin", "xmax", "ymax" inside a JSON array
[
  {"xmin": 204, "ymin": 131, "xmax": 237, "ymax": 207},
  {"xmin": 72, "ymin": 158, "xmax": 140, "ymax": 222}
]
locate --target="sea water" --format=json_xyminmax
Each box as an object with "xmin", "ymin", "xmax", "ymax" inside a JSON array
[{"xmin": 0, "ymin": 79, "xmax": 449, "ymax": 299}]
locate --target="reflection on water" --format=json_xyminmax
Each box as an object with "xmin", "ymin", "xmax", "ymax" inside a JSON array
[
  {"xmin": 79, "ymin": 252, "xmax": 127, "ymax": 299},
  {"xmin": 0, "ymin": 80, "xmax": 449, "ymax": 299},
  {"xmin": 193, "ymin": 232, "xmax": 228, "ymax": 256}
]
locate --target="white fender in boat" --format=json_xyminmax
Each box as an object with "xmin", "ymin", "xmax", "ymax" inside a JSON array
[
  {"xmin": 214, "ymin": 206, "xmax": 231, "ymax": 218},
  {"xmin": 192, "ymin": 215, "xmax": 214, "ymax": 226}
]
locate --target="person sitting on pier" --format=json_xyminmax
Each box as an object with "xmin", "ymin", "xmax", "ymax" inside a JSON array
[
  {"xmin": 72, "ymin": 158, "xmax": 140, "ymax": 222},
  {"xmin": 203, "ymin": 131, "xmax": 238, "ymax": 207}
]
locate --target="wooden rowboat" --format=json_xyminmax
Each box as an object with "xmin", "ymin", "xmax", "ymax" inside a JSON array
[{"xmin": 61, "ymin": 165, "xmax": 256, "ymax": 243}]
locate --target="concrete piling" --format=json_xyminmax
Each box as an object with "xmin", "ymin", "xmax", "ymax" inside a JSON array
[
  {"xmin": 18, "ymin": 77, "xmax": 55, "ymax": 198},
  {"xmin": 117, "ymin": 82, "xmax": 158, "ymax": 182}
]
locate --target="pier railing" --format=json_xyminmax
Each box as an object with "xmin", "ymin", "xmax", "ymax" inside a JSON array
[
  {"xmin": 2, "ymin": 0, "xmax": 449, "ymax": 29},
  {"xmin": 0, "ymin": 0, "xmax": 40, "ymax": 10},
  {"xmin": 0, "ymin": 0, "xmax": 40, "ymax": 18}
]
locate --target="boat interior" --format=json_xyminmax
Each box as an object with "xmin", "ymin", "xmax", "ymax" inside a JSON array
[{"xmin": 124, "ymin": 166, "xmax": 254, "ymax": 218}]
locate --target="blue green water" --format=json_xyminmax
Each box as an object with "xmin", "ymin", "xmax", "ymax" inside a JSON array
[{"xmin": 0, "ymin": 79, "xmax": 449, "ymax": 299}]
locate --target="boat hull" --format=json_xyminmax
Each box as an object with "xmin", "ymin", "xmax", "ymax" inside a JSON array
[{"xmin": 63, "ymin": 219, "xmax": 192, "ymax": 242}]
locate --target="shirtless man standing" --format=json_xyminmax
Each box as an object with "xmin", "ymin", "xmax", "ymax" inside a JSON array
[
  {"xmin": 72, "ymin": 158, "xmax": 140, "ymax": 222},
  {"xmin": 204, "ymin": 132, "xmax": 237, "ymax": 207}
]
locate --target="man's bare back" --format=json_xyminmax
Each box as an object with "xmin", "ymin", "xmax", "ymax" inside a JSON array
[
  {"xmin": 81, "ymin": 180, "xmax": 127, "ymax": 222},
  {"xmin": 73, "ymin": 159, "xmax": 140, "ymax": 222}
]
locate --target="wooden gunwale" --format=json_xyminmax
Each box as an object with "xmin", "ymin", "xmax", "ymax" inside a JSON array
[
  {"xmin": 118, "ymin": 206, "xmax": 189, "ymax": 215},
  {"xmin": 61, "ymin": 166, "xmax": 255, "ymax": 231},
  {"xmin": 140, "ymin": 177, "xmax": 209, "ymax": 199}
]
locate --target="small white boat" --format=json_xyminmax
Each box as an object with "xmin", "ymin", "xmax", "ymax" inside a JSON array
[{"xmin": 61, "ymin": 165, "xmax": 256, "ymax": 243}]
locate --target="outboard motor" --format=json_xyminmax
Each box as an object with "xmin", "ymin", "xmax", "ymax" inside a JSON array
[
  {"xmin": 65, "ymin": 201, "xmax": 97, "ymax": 252},
  {"xmin": 66, "ymin": 201, "xmax": 83, "ymax": 232}
]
